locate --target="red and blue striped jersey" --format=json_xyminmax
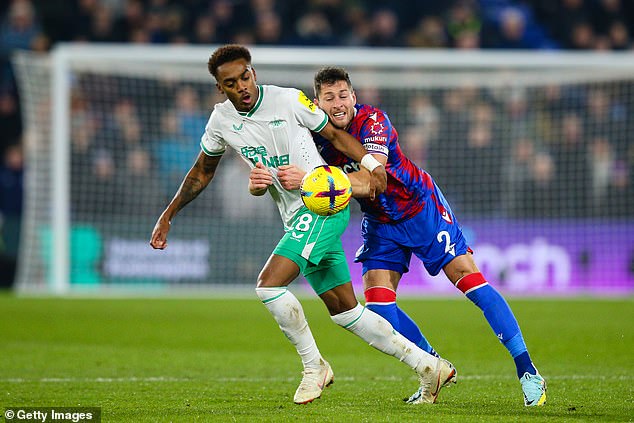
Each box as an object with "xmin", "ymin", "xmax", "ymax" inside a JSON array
[{"xmin": 313, "ymin": 104, "xmax": 434, "ymax": 223}]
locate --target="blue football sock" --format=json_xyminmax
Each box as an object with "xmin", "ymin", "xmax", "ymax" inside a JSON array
[
  {"xmin": 366, "ymin": 303, "xmax": 400, "ymax": 332},
  {"xmin": 366, "ymin": 303, "xmax": 438, "ymax": 356},
  {"xmin": 365, "ymin": 286, "xmax": 438, "ymax": 356},
  {"xmin": 506, "ymin": 333, "xmax": 538, "ymax": 377},
  {"xmin": 395, "ymin": 307, "xmax": 438, "ymax": 357},
  {"xmin": 465, "ymin": 283, "xmax": 535, "ymax": 378}
]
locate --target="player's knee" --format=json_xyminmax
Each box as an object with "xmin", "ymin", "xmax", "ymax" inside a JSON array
[
  {"xmin": 444, "ymin": 253, "xmax": 480, "ymax": 283},
  {"xmin": 320, "ymin": 289, "xmax": 358, "ymax": 316},
  {"xmin": 327, "ymin": 302, "xmax": 356, "ymax": 316},
  {"xmin": 255, "ymin": 275, "xmax": 268, "ymax": 288},
  {"xmin": 256, "ymin": 270, "xmax": 279, "ymax": 288}
]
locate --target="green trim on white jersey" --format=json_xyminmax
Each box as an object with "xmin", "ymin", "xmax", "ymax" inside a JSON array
[
  {"xmin": 312, "ymin": 114, "xmax": 328, "ymax": 133},
  {"xmin": 200, "ymin": 142, "xmax": 224, "ymax": 157},
  {"xmin": 237, "ymin": 85, "xmax": 264, "ymax": 118}
]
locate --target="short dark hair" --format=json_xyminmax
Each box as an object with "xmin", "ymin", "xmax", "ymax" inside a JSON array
[
  {"xmin": 314, "ymin": 67, "xmax": 353, "ymax": 98},
  {"xmin": 208, "ymin": 44, "xmax": 252, "ymax": 79}
]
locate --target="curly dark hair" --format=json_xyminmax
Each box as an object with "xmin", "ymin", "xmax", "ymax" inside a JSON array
[
  {"xmin": 313, "ymin": 66, "xmax": 353, "ymax": 98},
  {"xmin": 208, "ymin": 44, "xmax": 252, "ymax": 79}
]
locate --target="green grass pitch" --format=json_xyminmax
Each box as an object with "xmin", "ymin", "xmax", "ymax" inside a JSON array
[{"xmin": 1, "ymin": 293, "xmax": 632, "ymax": 422}]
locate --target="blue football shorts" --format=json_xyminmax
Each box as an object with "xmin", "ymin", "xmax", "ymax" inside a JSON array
[{"xmin": 355, "ymin": 181, "xmax": 469, "ymax": 277}]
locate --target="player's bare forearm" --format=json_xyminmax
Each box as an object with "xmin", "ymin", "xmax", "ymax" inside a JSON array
[
  {"xmin": 348, "ymin": 169, "xmax": 372, "ymax": 198},
  {"xmin": 318, "ymin": 122, "xmax": 387, "ymax": 197},
  {"xmin": 150, "ymin": 152, "xmax": 221, "ymax": 250},
  {"xmin": 369, "ymin": 155, "xmax": 387, "ymax": 194},
  {"xmin": 319, "ymin": 121, "xmax": 369, "ymax": 162},
  {"xmin": 167, "ymin": 152, "xmax": 221, "ymax": 218}
]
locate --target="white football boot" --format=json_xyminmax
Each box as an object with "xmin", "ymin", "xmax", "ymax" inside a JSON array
[
  {"xmin": 406, "ymin": 357, "xmax": 457, "ymax": 404},
  {"xmin": 293, "ymin": 359, "xmax": 334, "ymax": 404}
]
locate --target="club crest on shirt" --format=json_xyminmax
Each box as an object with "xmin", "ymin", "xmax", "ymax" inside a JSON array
[
  {"xmin": 441, "ymin": 208, "xmax": 453, "ymax": 224},
  {"xmin": 298, "ymin": 91, "xmax": 316, "ymax": 112},
  {"xmin": 370, "ymin": 122, "xmax": 385, "ymax": 135},
  {"xmin": 268, "ymin": 119, "xmax": 286, "ymax": 129}
]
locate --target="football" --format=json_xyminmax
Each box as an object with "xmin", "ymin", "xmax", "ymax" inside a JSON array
[{"xmin": 300, "ymin": 165, "xmax": 352, "ymax": 216}]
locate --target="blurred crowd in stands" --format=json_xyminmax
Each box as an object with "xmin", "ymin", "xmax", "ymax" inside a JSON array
[
  {"xmin": 3, "ymin": 0, "xmax": 634, "ymax": 52},
  {"xmin": 64, "ymin": 71, "xmax": 634, "ymax": 221},
  {"xmin": 1, "ymin": 0, "xmax": 634, "ymax": 285}
]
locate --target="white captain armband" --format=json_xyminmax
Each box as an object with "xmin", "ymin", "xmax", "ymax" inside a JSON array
[{"xmin": 360, "ymin": 153, "xmax": 383, "ymax": 172}]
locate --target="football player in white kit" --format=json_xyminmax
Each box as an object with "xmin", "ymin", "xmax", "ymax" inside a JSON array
[{"xmin": 150, "ymin": 45, "xmax": 456, "ymax": 405}]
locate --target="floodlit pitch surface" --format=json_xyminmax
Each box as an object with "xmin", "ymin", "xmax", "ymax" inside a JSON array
[{"xmin": 1, "ymin": 294, "xmax": 632, "ymax": 422}]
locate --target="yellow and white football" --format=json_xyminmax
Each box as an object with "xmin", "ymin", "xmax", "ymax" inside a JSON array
[{"xmin": 300, "ymin": 165, "xmax": 352, "ymax": 216}]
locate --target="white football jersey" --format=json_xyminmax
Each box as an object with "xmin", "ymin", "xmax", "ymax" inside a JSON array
[{"xmin": 201, "ymin": 85, "xmax": 328, "ymax": 228}]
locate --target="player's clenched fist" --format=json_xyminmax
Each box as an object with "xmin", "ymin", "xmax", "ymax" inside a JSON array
[
  {"xmin": 249, "ymin": 161, "xmax": 273, "ymax": 195},
  {"xmin": 150, "ymin": 216, "xmax": 170, "ymax": 249},
  {"xmin": 277, "ymin": 164, "xmax": 306, "ymax": 190}
]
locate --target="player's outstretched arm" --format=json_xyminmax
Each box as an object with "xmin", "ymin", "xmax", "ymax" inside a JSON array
[
  {"xmin": 150, "ymin": 151, "xmax": 222, "ymax": 249},
  {"xmin": 317, "ymin": 121, "xmax": 387, "ymax": 198}
]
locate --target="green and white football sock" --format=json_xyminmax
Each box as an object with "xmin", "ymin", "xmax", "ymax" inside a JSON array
[
  {"xmin": 331, "ymin": 303, "xmax": 437, "ymax": 371},
  {"xmin": 256, "ymin": 287, "xmax": 323, "ymax": 369}
]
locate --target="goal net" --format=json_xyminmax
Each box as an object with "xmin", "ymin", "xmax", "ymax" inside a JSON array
[{"xmin": 12, "ymin": 45, "xmax": 634, "ymax": 296}]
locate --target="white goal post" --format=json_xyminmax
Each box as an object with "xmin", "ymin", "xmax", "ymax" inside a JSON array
[{"xmin": 12, "ymin": 44, "xmax": 634, "ymax": 296}]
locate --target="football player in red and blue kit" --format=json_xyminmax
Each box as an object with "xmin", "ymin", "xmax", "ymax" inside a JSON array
[{"xmin": 278, "ymin": 67, "xmax": 547, "ymax": 406}]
